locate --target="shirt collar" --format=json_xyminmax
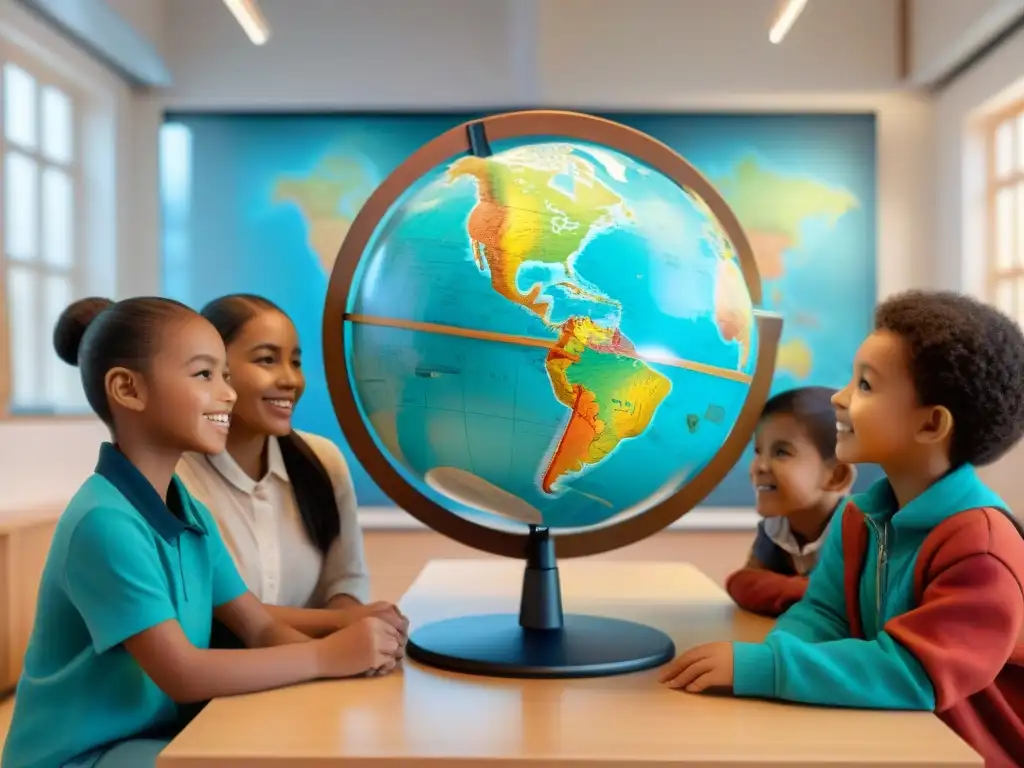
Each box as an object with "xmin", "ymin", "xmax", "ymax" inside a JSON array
[
  {"xmin": 205, "ymin": 436, "xmax": 289, "ymax": 494},
  {"xmin": 762, "ymin": 499, "xmax": 843, "ymax": 556},
  {"xmin": 95, "ymin": 442, "xmax": 205, "ymax": 542}
]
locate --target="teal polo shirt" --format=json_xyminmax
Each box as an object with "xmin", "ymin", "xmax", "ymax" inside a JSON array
[{"xmin": 1, "ymin": 443, "xmax": 248, "ymax": 768}]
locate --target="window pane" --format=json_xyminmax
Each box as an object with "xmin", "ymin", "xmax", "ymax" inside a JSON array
[
  {"xmin": 3, "ymin": 63, "xmax": 37, "ymax": 150},
  {"xmin": 5, "ymin": 152, "xmax": 39, "ymax": 261},
  {"xmin": 6, "ymin": 264, "xmax": 38, "ymax": 407},
  {"xmin": 42, "ymin": 167, "xmax": 73, "ymax": 269},
  {"xmin": 44, "ymin": 273, "xmax": 72, "ymax": 407},
  {"xmin": 41, "ymin": 85, "xmax": 72, "ymax": 164},
  {"xmin": 996, "ymin": 118, "xmax": 1015, "ymax": 178},
  {"xmin": 996, "ymin": 278, "xmax": 1015, "ymax": 316},
  {"xmin": 995, "ymin": 186, "xmax": 1015, "ymax": 270}
]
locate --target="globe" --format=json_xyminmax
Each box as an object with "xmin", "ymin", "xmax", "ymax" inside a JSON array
[{"xmin": 323, "ymin": 111, "xmax": 782, "ymax": 678}]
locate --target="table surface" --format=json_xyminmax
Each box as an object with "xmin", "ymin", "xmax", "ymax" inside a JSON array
[{"xmin": 158, "ymin": 558, "xmax": 982, "ymax": 767}]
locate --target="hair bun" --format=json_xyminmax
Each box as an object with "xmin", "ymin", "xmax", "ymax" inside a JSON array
[{"xmin": 53, "ymin": 297, "xmax": 114, "ymax": 366}]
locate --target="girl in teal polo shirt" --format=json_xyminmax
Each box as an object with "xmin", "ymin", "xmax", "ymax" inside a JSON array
[{"xmin": 1, "ymin": 297, "xmax": 404, "ymax": 768}]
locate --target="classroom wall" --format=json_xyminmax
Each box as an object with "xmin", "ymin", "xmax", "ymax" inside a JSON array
[{"xmin": 909, "ymin": 0, "xmax": 1024, "ymax": 86}]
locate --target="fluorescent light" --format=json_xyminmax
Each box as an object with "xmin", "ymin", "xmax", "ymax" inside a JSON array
[
  {"xmin": 769, "ymin": 0, "xmax": 808, "ymax": 44},
  {"xmin": 222, "ymin": 0, "xmax": 271, "ymax": 45}
]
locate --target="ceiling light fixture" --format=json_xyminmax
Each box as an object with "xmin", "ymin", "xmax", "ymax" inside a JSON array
[
  {"xmin": 769, "ymin": 0, "xmax": 809, "ymax": 44},
  {"xmin": 222, "ymin": 0, "xmax": 271, "ymax": 46}
]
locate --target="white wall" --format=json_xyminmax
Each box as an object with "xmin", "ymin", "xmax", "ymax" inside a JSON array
[
  {"xmin": 3, "ymin": 0, "xmax": 936, "ymax": 516},
  {"xmin": 164, "ymin": 0, "xmax": 906, "ymax": 108},
  {"xmin": 910, "ymin": 0, "xmax": 1024, "ymax": 86}
]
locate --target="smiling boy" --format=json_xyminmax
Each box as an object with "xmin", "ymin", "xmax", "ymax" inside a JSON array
[
  {"xmin": 661, "ymin": 290, "xmax": 1024, "ymax": 768},
  {"xmin": 727, "ymin": 386, "xmax": 855, "ymax": 617}
]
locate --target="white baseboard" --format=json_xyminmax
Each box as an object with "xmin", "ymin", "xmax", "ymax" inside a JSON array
[{"xmin": 358, "ymin": 506, "xmax": 759, "ymax": 532}]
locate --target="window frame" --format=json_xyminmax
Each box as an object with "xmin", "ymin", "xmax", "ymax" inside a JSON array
[
  {"xmin": 986, "ymin": 99, "xmax": 1024, "ymax": 320},
  {"xmin": 0, "ymin": 40, "xmax": 88, "ymax": 418}
]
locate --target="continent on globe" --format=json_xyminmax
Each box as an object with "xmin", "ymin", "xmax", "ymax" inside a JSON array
[
  {"xmin": 447, "ymin": 145, "xmax": 631, "ymax": 323},
  {"xmin": 713, "ymin": 256, "xmax": 753, "ymax": 368},
  {"xmin": 273, "ymin": 155, "xmax": 374, "ymax": 272},
  {"xmin": 714, "ymin": 157, "xmax": 858, "ymax": 281},
  {"xmin": 542, "ymin": 316, "xmax": 670, "ymax": 493}
]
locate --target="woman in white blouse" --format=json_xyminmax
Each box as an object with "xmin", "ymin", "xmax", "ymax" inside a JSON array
[{"xmin": 176, "ymin": 293, "xmax": 406, "ymax": 640}]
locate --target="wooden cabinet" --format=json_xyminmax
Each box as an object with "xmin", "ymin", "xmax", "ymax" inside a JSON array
[{"xmin": 0, "ymin": 510, "xmax": 59, "ymax": 693}]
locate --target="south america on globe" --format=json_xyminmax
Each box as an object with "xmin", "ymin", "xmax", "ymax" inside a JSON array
[{"xmin": 344, "ymin": 138, "xmax": 760, "ymax": 530}]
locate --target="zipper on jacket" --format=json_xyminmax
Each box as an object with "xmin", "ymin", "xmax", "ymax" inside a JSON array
[{"xmin": 863, "ymin": 514, "xmax": 889, "ymax": 629}]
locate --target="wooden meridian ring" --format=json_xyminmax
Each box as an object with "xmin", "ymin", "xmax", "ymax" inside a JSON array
[{"xmin": 322, "ymin": 109, "xmax": 782, "ymax": 560}]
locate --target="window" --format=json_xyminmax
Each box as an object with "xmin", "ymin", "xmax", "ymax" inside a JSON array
[
  {"xmin": 988, "ymin": 102, "xmax": 1024, "ymax": 323},
  {"xmin": 0, "ymin": 51, "xmax": 85, "ymax": 415}
]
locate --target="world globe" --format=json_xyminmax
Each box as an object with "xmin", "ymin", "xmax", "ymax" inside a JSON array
[{"xmin": 323, "ymin": 111, "xmax": 781, "ymax": 679}]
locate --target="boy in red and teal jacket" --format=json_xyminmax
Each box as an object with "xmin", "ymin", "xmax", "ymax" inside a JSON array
[{"xmin": 662, "ymin": 290, "xmax": 1024, "ymax": 768}]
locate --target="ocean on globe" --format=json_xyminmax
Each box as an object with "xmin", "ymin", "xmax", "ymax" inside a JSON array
[{"xmin": 343, "ymin": 138, "xmax": 760, "ymax": 531}]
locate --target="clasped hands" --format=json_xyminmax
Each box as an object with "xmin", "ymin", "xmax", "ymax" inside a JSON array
[
  {"xmin": 658, "ymin": 641, "xmax": 734, "ymax": 694},
  {"xmin": 335, "ymin": 600, "xmax": 410, "ymax": 639},
  {"xmin": 334, "ymin": 600, "xmax": 410, "ymax": 676}
]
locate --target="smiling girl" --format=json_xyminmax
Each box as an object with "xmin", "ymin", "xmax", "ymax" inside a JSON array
[
  {"xmin": 176, "ymin": 294, "xmax": 406, "ymax": 640},
  {"xmin": 1, "ymin": 297, "xmax": 402, "ymax": 768}
]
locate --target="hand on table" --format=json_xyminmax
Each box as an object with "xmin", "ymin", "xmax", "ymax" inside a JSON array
[
  {"xmin": 317, "ymin": 615, "xmax": 403, "ymax": 678},
  {"xmin": 658, "ymin": 642, "xmax": 734, "ymax": 694},
  {"xmin": 337, "ymin": 602, "xmax": 409, "ymax": 637},
  {"xmin": 334, "ymin": 601, "xmax": 410, "ymax": 663}
]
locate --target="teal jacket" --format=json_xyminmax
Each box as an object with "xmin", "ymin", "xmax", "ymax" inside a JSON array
[{"xmin": 731, "ymin": 464, "xmax": 1010, "ymax": 709}]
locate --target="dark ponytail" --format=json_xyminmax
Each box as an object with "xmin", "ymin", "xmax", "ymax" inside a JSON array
[
  {"xmin": 53, "ymin": 295, "xmax": 194, "ymax": 425},
  {"xmin": 278, "ymin": 432, "xmax": 340, "ymax": 553},
  {"xmin": 200, "ymin": 293, "xmax": 339, "ymax": 553}
]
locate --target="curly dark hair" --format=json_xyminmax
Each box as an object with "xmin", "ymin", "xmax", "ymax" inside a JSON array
[{"xmin": 874, "ymin": 290, "xmax": 1024, "ymax": 467}]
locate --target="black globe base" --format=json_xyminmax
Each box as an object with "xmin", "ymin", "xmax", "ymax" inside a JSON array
[
  {"xmin": 406, "ymin": 612, "xmax": 675, "ymax": 678},
  {"xmin": 405, "ymin": 525, "xmax": 676, "ymax": 679}
]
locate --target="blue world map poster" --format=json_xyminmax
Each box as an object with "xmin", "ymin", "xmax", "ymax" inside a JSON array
[{"xmin": 158, "ymin": 111, "xmax": 879, "ymax": 512}]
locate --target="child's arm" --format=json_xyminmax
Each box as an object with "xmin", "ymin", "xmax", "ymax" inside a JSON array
[
  {"xmin": 731, "ymin": 552, "xmax": 1023, "ymax": 709},
  {"xmin": 214, "ymin": 592, "xmax": 314, "ymax": 647},
  {"xmin": 725, "ymin": 525, "xmax": 808, "ymax": 616},
  {"xmin": 257, "ymin": 604, "xmax": 348, "ymax": 638},
  {"xmin": 122, "ymin": 612, "xmax": 400, "ymax": 703},
  {"xmin": 726, "ymin": 560, "xmax": 808, "ymax": 617},
  {"xmin": 64, "ymin": 508, "xmax": 401, "ymax": 704}
]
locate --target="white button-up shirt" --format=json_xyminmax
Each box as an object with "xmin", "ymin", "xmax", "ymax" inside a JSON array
[{"xmin": 175, "ymin": 431, "xmax": 370, "ymax": 607}]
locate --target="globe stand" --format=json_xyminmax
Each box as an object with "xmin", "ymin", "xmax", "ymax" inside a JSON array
[{"xmin": 405, "ymin": 525, "xmax": 676, "ymax": 678}]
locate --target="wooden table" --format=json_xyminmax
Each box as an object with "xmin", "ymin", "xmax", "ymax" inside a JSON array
[{"xmin": 158, "ymin": 559, "xmax": 982, "ymax": 767}]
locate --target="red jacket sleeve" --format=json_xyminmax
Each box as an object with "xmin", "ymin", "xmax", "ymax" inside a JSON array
[
  {"xmin": 885, "ymin": 510, "xmax": 1024, "ymax": 711},
  {"xmin": 725, "ymin": 567, "xmax": 808, "ymax": 617},
  {"xmin": 885, "ymin": 551, "xmax": 1024, "ymax": 710}
]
